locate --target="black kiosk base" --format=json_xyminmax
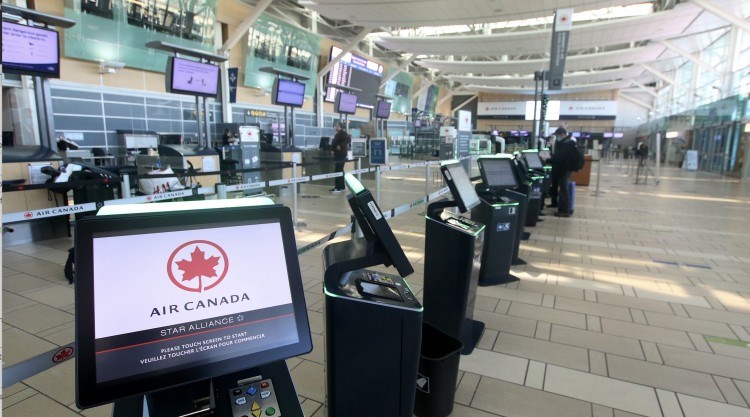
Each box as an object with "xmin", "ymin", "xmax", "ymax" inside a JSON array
[
  {"xmin": 423, "ymin": 201, "xmax": 486, "ymax": 355},
  {"xmin": 471, "ymin": 197, "xmax": 521, "ymax": 286},
  {"xmin": 324, "ymin": 239, "xmax": 422, "ymax": 417}
]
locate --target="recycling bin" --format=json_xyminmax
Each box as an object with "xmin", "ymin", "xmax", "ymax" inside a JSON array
[{"xmin": 414, "ymin": 323, "xmax": 463, "ymax": 417}]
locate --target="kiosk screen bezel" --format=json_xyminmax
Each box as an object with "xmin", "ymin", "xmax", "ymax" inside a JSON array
[
  {"xmin": 441, "ymin": 161, "xmax": 480, "ymax": 213},
  {"xmin": 74, "ymin": 205, "xmax": 312, "ymax": 409},
  {"xmin": 478, "ymin": 157, "xmax": 519, "ymax": 190}
]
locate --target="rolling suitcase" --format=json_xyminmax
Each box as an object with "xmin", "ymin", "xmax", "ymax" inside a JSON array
[{"xmin": 568, "ymin": 180, "xmax": 576, "ymax": 214}]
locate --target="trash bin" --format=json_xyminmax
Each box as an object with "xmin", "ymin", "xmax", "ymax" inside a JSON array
[{"xmin": 414, "ymin": 323, "xmax": 463, "ymax": 417}]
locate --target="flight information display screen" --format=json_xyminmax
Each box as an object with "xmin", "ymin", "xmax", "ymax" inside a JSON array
[
  {"xmin": 1, "ymin": 21, "xmax": 60, "ymax": 78},
  {"xmin": 325, "ymin": 46, "xmax": 383, "ymax": 109}
]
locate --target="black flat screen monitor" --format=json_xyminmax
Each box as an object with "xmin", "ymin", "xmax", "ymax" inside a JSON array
[
  {"xmin": 335, "ymin": 91, "xmax": 358, "ymax": 115},
  {"xmin": 344, "ymin": 174, "xmax": 414, "ymax": 278},
  {"xmin": 319, "ymin": 137, "xmax": 330, "ymax": 150},
  {"xmin": 375, "ymin": 100, "xmax": 391, "ymax": 119},
  {"xmin": 2, "ymin": 21, "xmax": 60, "ymax": 78},
  {"xmin": 524, "ymin": 152, "xmax": 544, "ymax": 170},
  {"xmin": 538, "ymin": 150, "xmax": 551, "ymax": 162},
  {"xmin": 74, "ymin": 200, "xmax": 312, "ymax": 409},
  {"xmin": 272, "ymin": 78, "xmax": 305, "ymax": 108},
  {"xmin": 441, "ymin": 161, "xmax": 480, "ymax": 213},
  {"xmin": 478, "ymin": 157, "xmax": 519, "ymax": 190},
  {"xmin": 165, "ymin": 57, "xmax": 220, "ymax": 98}
]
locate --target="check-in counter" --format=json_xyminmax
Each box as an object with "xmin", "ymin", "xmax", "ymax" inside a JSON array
[
  {"xmin": 302, "ymin": 149, "xmax": 360, "ymax": 187},
  {"xmin": 571, "ymin": 154, "xmax": 593, "ymax": 186},
  {"xmin": 260, "ymin": 146, "xmax": 303, "ymax": 191},
  {"xmin": 157, "ymin": 144, "xmax": 221, "ymax": 189},
  {"xmin": 2, "ymin": 146, "xmax": 68, "ymax": 245}
]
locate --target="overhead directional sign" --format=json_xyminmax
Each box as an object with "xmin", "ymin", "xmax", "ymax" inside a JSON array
[{"xmin": 549, "ymin": 8, "xmax": 573, "ymax": 91}]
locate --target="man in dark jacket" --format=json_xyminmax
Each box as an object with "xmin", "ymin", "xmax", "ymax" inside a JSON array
[
  {"xmin": 330, "ymin": 122, "xmax": 350, "ymax": 192},
  {"xmin": 546, "ymin": 127, "xmax": 568, "ymax": 210},
  {"xmin": 549, "ymin": 128, "xmax": 577, "ymax": 217}
]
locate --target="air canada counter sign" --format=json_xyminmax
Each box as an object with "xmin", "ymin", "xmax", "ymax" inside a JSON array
[{"xmin": 167, "ymin": 240, "xmax": 229, "ymax": 293}]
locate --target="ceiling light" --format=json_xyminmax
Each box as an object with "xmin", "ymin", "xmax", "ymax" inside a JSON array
[{"xmin": 298, "ymin": 0, "xmax": 316, "ymax": 5}]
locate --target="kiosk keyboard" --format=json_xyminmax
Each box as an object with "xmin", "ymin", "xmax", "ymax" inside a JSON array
[{"xmin": 230, "ymin": 376, "xmax": 281, "ymax": 417}]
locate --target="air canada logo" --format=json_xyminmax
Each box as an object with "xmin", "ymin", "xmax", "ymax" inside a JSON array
[
  {"xmin": 167, "ymin": 240, "xmax": 229, "ymax": 293},
  {"xmin": 24, "ymin": 212, "xmax": 33, "ymax": 219}
]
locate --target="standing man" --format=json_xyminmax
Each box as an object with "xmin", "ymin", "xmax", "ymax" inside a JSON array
[
  {"xmin": 330, "ymin": 122, "xmax": 351, "ymax": 193},
  {"xmin": 548, "ymin": 128, "xmax": 577, "ymax": 217},
  {"xmin": 546, "ymin": 127, "xmax": 568, "ymax": 209}
]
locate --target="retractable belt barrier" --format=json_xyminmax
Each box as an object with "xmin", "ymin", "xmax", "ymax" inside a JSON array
[{"xmin": 2, "ymin": 159, "xmax": 448, "ymax": 224}]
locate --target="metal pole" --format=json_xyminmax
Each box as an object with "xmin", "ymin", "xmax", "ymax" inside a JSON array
[
  {"xmin": 203, "ymin": 96, "xmax": 211, "ymax": 147},
  {"xmin": 195, "ymin": 96, "xmax": 203, "ymax": 146},
  {"xmin": 122, "ymin": 174, "xmax": 132, "ymax": 198},
  {"xmin": 357, "ymin": 158, "xmax": 362, "ymax": 182},
  {"xmin": 216, "ymin": 183, "xmax": 227, "ymax": 200},
  {"xmin": 655, "ymin": 132, "xmax": 661, "ymax": 184},
  {"xmin": 425, "ymin": 162, "xmax": 430, "ymax": 197},
  {"xmin": 375, "ymin": 165, "xmax": 381, "ymax": 203},
  {"xmin": 292, "ymin": 161, "xmax": 298, "ymax": 227},
  {"xmin": 593, "ymin": 159, "xmax": 602, "ymax": 197}
]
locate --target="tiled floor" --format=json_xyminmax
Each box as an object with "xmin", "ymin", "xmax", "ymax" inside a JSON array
[{"xmin": 4, "ymin": 158, "xmax": 750, "ymax": 416}]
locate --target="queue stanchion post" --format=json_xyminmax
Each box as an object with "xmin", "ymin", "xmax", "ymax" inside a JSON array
[
  {"xmin": 376, "ymin": 165, "xmax": 381, "ymax": 203},
  {"xmin": 122, "ymin": 174, "xmax": 131, "ymax": 198},
  {"xmin": 216, "ymin": 183, "xmax": 227, "ymax": 200},
  {"xmin": 292, "ymin": 161, "xmax": 299, "ymax": 228}
]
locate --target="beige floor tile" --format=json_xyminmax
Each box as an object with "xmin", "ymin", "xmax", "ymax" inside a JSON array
[
  {"xmin": 477, "ymin": 285, "xmax": 543, "ymax": 306},
  {"xmin": 544, "ymin": 365, "xmax": 662, "ymax": 417},
  {"xmin": 601, "ymin": 318, "xmax": 694, "ymax": 349},
  {"xmin": 299, "ymin": 332, "xmax": 325, "ymax": 365},
  {"xmin": 289, "ymin": 360, "xmax": 325, "ymax": 403},
  {"xmin": 473, "ymin": 377, "xmax": 592, "ymax": 417},
  {"xmin": 708, "ymin": 340, "xmax": 750, "ymax": 361},
  {"xmin": 3, "ymin": 273, "xmax": 59, "ymax": 294},
  {"xmin": 678, "ymin": 393, "xmax": 750, "ymax": 417},
  {"xmin": 3, "ymin": 303, "xmax": 74, "ymax": 335},
  {"xmin": 3, "ymin": 326, "xmax": 59, "ymax": 367},
  {"xmin": 684, "ymin": 305, "xmax": 750, "ymax": 327},
  {"xmin": 454, "ymin": 371, "xmax": 481, "ymax": 406},
  {"xmin": 3, "ymin": 291, "xmax": 38, "ymax": 313},
  {"xmin": 459, "ymin": 348, "xmax": 528, "ymax": 385},
  {"xmin": 493, "ymin": 332, "xmax": 589, "ymax": 372},
  {"xmin": 2, "ymin": 385, "xmax": 38, "ymax": 408},
  {"xmin": 507, "ymin": 302, "xmax": 587, "ymax": 329},
  {"xmin": 660, "ymin": 344, "xmax": 750, "ymax": 381},
  {"xmin": 596, "ymin": 291, "xmax": 674, "ymax": 314},
  {"xmin": 714, "ymin": 376, "xmax": 749, "ymax": 407},
  {"xmin": 606, "ymin": 354, "xmax": 724, "ymax": 402},
  {"xmin": 633, "ymin": 288, "xmax": 711, "ymax": 308},
  {"xmin": 473, "ymin": 309, "xmax": 537, "ymax": 338},
  {"xmin": 7, "ymin": 259, "xmax": 66, "ymax": 277},
  {"xmin": 3, "ymin": 394, "xmax": 82, "ymax": 417},
  {"xmin": 517, "ymin": 280, "xmax": 585, "ymax": 300},
  {"xmin": 21, "ymin": 285, "xmax": 75, "ymax": 309},
  {"xmin": 644, "ymin": 310, "xmax": 737, "ymax": 339},
  {"xmin": 24, "ymin": 360, "xmax": 77, "ymax": 405},
  {"xmin": 555, "ymin": 296, "xmax": 632, "ymax": 321},
  {"xmin": 593, "ymin": 404, "xmax": 615, "ymax": 417},
  {"xmin": 448, "ymin": 402, "xmax": 504, "ymax": 417},
  {"xmin": 656, "ymin": 389, "xmax": 685, "ymax": 417},
  {"xmin": 550, "ymin": 325, "xmax": 645, "ymax": 359}
]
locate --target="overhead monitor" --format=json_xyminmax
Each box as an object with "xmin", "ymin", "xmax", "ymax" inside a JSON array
[
  {"xmin": 1, "ymin": 21, "xmax": 61, "ymax": 78},
  {"xmin": 74, "ymin": 200, "xmax": 312, "ymax": 409},
  {"xmin": 325, "ymin": 46, "xmax": 383, "ymax": 109},
  {"xmin": 490, "ymin": 130, "xmax": 499, "ymax": 136},
  {"xmin": 477, "ymin": 157, "xmax": 519, "ymax": 190},
  {"xmin": 441, "ymin": 161, "xmax": 480, "ymax": 213},
  {"xmin": 375, "ymin": 100, "xmax": 391, "ymax": 119},
  {"xmin": 344, "ymin": 174, "xmax": 414, "ymax": 278},
  {"xmin": 335, "ymin": 91, "xmax": 358, "ymax": 115},
  {"xmin": 603, "ymin": 132, "xmax": 614, "ymax": 138},
  {"xmin": 166, "ymin": 57, "xmax": 220, "ymax": 98},
  {"xmin": 523, "ymin": 151, "xmax": 544, "ymax": 170},
  {"xmin": 272, "ymin": 78, "xmax": 305, "ymax": 108}
]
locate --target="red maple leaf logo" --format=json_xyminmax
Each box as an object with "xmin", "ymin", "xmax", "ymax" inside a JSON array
[
  {"xmin": 167, "ymin": 240, "xmax": 229, "ymax": 293},
  {"xmin": 176, "ymin": 246, "xmax": 220, "ymax": 282}
]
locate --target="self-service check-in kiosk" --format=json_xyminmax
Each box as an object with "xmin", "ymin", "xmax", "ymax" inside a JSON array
[
  {"xmin": 513, "ymin": 152, "xmax": 543, "ymax": 227},
  {"xmin": 324, "ymin": 174, "xmax": 422, "ymax": 417},
  {"xmin": 74, "ymin": 199, "xmax": 312, "ymax": 417},
  {"xmin": 216, "ymin": 125, "xmax": 262, "ymax": 194},
  {"xmin": 522, "ymin": 149, "xmax": 551, "ymax": 204},
  {"xmin": 439, "ymin": 126, "xmax": 456, "ymax": 160},
  {"xmin": 423, "ymin": 161, "xmax": 486, "ymax": 355},
  {"xmin": 472, "ymin": 154, "xmax": 529, "ymax": 266}
]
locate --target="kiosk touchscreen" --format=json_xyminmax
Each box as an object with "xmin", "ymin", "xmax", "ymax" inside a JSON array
[
  {"xmin": 441, "ymin": 160, "xmax": 480, "ymax": 213},
  {"xmin": 478, "ymin": 156, "xmax": 520, "ymax": 191},
  {"xmin": 74, "ymin": 199, "xmax": 312, "ymax": 415},
  {"xmin": 524, "ymin": 151, "xmax": 545, "ymax": 171}
]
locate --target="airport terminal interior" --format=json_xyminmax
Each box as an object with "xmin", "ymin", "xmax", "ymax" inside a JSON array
[{"xmin": 3, "ymin": 0, "xmax": 750, "ymax": 416}]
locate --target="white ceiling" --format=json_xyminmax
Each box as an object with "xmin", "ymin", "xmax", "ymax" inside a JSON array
[
  {"xmin": 417, "ymin": 44, "xmax": 668, "ymax": 75},
  {"xmin": 447, "ymin": 66, "xmax": 648, "ymax": 88},
  {"xmin": 375, "ymin": 3, "xmax": 704, "ymax": 56},
  {"xmin": 302, "ymin": 0, "xmax": 646, "ymax": 28},
  {"xmin": 296, "ymin": 0, "xmax": 750, "ymax": 95}
]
